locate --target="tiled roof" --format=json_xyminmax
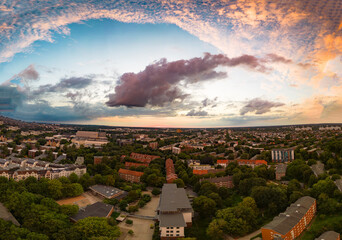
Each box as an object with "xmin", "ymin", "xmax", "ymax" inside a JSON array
[{"xmin": 118, "ymin": 168, "xmax": 144, "ymax": 177}]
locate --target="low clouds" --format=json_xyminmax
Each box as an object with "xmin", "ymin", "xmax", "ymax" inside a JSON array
[
  {"xmin": 186, "ymin": 109, "xmax": 208, "ymax": 116},
  {"xmin": 240, "ymin": 98, "xmax": 285, "ymax": 115},
  {"xmin": 33, "ymin": 77, "xmax": 93, "ymax": 95},
  {"xmin": 107, "ymin": 53, "xmax": 275, "ymax": 108},
  {"xmin": 0, "ymin": 86, "xmax": 23, "ymax": 111}
]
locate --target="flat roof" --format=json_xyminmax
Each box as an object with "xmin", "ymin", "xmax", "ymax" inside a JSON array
[
  {"xmin": 70, "ymin": 202, "xmax": 113, "ymax": 221},
  {"xmin": 159, "ymin": 213, "xmax": 186, "ymax": 227},
  {"xmin": 89, "ymin": 185, "xmax": 126, "ymax": 199},
  {"xmin": 315, "ymin": 231, "xmax": 340, "ymax": 240},
  {"xmin": 158, "ymin": 184, "xmax": 192, "ymax": 212}
]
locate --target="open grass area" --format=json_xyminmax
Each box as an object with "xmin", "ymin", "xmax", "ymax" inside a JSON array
[{"xmin": 300, "ymin": 214, "xmax": 342, "ymax": 240}]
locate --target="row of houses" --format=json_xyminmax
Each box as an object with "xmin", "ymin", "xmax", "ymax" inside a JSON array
[
  {"xmin": 166, "ymin": 158, "xmax": 178, "ymax": 183},
  {"xmin": 0, "ymin": 157, "xmax": 86, "ymax": 181}
]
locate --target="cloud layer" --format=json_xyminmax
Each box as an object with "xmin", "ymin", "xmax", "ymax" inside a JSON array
[
  {"xmin": 240, "ymin": 98, "xmax": 285, "ymax": 115},
  {"xmin": 106, "ymin": 53, "xmax": 293, "ymax": 108}
]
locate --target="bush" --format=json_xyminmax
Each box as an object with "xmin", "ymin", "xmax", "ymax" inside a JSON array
[
  {"xmin": 125, "ymin": 219, "xmax": 133, "ymax": 225},
  {"xmin": 128, "ymin": 230, "xmax": 134, "ymax": 235},
  {"xmin": 128, "ymin": 205, "xmax": 139, "ymax": 213},
  {"xmin": 152, "ymin": 188, "xmax": 161, "ymax": 196}
]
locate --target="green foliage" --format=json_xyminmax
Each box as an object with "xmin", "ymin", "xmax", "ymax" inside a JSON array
[
  {"xmin": 152, "ymin": 188, "xmax": 161, "ymax": 195},
  {"xmin": 193, "ymin": 195, "xmax": 217, "ymax": 217},
  {"xmin": 74, "ymin": 217, "xmax": 120, "ymax": 239},
  {"xmin": 125, "ymin": 219, "xmax": 133, "ymax": 225}
]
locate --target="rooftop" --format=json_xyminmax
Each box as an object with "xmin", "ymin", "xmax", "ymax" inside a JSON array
[
  {"xmin": 158, "ymin": 184, "xmax": 192, "ymax": 212},
  {"xmin": 315, "ymin": 231, "xmax": 340, "ymax": 240},
  {"xmin": 89, "ymin": 184, "xmax": 126, "ymax": 199},
  {"xmin": 70, "ymin": 202, "xmax": 113, "ymax": 222},
  {"xmin": 263, "ymin": 196, "xmax": 316, "ymax": 235},
  {"xmin": 0, "ymin": 202, "xmax": 20, "ymax": 226}
]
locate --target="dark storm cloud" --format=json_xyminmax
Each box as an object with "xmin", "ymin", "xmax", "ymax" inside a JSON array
[
  {"xmin": 106, "ymin": 53, "xmax": 270, "ymax": 108},
  {"xmin": 0, "ymin": 86, "xmax": 24, "ymax": 111},
  {"xmin": 240, "ymin": 98, "xmax": 285, "ymax": 115},
  {"xmin": 186, "ymin": 109, "xmax": 208, "ymax": 116},
  {"xmin": 33, "ymin": 77, "xmax": 93, "ymax": 95}
]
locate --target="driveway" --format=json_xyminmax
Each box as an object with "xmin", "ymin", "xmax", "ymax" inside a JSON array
[{"xmin": 118, "ymin": 217, "xmax": 154, "ymax": 240}]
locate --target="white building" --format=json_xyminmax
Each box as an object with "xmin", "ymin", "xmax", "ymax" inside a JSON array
[{"xmin": 157, "ymin": 184, "xmax": 193, "ymax": 240}]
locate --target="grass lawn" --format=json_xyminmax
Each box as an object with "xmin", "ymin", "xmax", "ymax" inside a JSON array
[{"xmin": 300, "ymin": 214, "xmax": 342, "ymax": 240}]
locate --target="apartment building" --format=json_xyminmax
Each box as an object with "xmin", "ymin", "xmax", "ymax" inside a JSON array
[
  {"xmin": 166, "ymin": 159, "xmax": 178, "ymax": 183},
  {"xmin": 125, "ymin": 162, "xmax": 149, "ymax": 168},
  {"xmin": 118, "ymin": 168, "xmax": 144, "ymax": 183},
  {"xmin": 130, "ymin": 152, "xmax": 160, "ymax": 164},
  {"xmin": 157, "ymin": 184, "xmax": 193, "ymax": 240},
  {"xmin": 271, "ymin": 148, "xmax": 295, "ymax": 163},
  {"xmin": 262, "ymin": 196, "xmax": 316, "ymax": 240},
  {"xmin": 276, "ymin": 164, "xmax": 287, "ymax": 180},
  {"xmin": 199, "ymin": 176, "xmax": 234, "ymax": 188}
]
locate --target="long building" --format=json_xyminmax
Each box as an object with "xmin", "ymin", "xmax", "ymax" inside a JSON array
[
  {"xmin": 165, "ymin": 159, "xmax": 178, "ymax": 183},
  {"xmin": 261, "ymin": 196, "xmax": 316, "ymax": 240},
  {"xmin": 271, "ymin": 148, "xmax": 295, "ymax": 163},
  {"xmin": 129, "ymin": 152, "xmax": 160, "ymax": 164},
  {"xmin": 315, "ymin": 231, "xmax": 340, "ymax": 240},
  {"xmin": 157, "ymin": 184, "xmax": 193, "ymax": 240},
  {"xmin": 199, "ymin": 176, "xmax": 234, "ymax": 188},
  {"xmin": 118, "ymin": 168, "xmax": 144, "ymax": 183}
]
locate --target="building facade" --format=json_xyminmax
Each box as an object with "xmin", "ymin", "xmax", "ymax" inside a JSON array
[
  {"xmin": 157, "ymin": 184, "xmax": 193, "ymax": 240},
  {"xmin": 118, "ymin": 168, "xmax": 144, "ymax": 183},
  {"xmin": 262, "ymin": 196, "xmax": 316, "ymax": 240},
  {"xmin": 272, "ymin": 148, "xmax": 295, "ymax": 163}
]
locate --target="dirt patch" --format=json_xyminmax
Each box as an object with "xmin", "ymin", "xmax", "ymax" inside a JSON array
[{"xmin": 56, "ymin": 191, "xmax": 103, "ymax": 208}]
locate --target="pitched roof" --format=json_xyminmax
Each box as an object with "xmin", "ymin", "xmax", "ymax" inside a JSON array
[
  {"xmin": 118, "ymin": 168, "xmax": 144, "ymax": 177},
  {"xmin": 0, "ymin": 202, "xmax": 20, "ymax": 226},
  {"xmin": 200, "ymin": 176, "xmax": 233, "ymax": 184},
  {"xmin": 217, "ymin": 159, "xmax": 229, "ymax": 164},
  {"xmin": 262, "ymin": 196, "xmax": 316, "ymax": 235},
  {"xmin": 70, "ymin": 202, "xmax": 113, "ymax": 222},
  {"xmin": 315, "ymin": 231, "xmax": 340, "ymax": 240}
]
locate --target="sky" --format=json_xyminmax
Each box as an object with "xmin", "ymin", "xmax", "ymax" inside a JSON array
[{"xmin": 0, "ymin": 0, "xmax": 341, "ymax": 127}]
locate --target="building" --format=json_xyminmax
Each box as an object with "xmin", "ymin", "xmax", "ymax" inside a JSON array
[
  {"xmin": 118, "ymin": 168, "xmax": 144, "ymax": 183},
  {"xmin": 149, "ymin": 142, "xmax": 158, "ymax": 150},
  {"xmin": 200, "ymin": 176, "xmax": 234, "ymax": 188},
  {"xmin": 157, "ymin": 184, "xmax": 193, "ymax": 239},
  {"xmin": 217, "ymin": 159, "xmax": 229, "ymax": 168},
  {"xmin": 72, "ymin": 131, "xmax": 108, "ymax": 148},
  {"xmin": 166, "ymin": 159, "xmax": 178, "ymax": 183},
  {"xmin": 94, "ymin": 156, "xmax": 103, "ymax": 165},
  {"xmin": 75, "ymin": 157, "xmax": 84, "ymax": 165},
  {"xmin": 0, "ymin": 202, "xmax": 20, "ymax": 226},
  {"xmin": 70, "ymin": 202, "xmax": 114, "ymax": 222},
  {"xmin": 335, "ymin": 179, "xmax": 342, "ymax": 192},
  {"xmin": 315, "ymin": 231, "xmax": 340, "ymax": 240},
  {"xmin": 172, "ymin": 147, "xmax": 181, "ymax": 154},
  {"xmin": 261, "ymin": 196, "xmax": 316, "ymax": 240},
  {"xmin": 236, "ymin": 159, "xmax": 267, "ymax": 168},
  {"xmin": 130, "ymin": 152, "xmax": 159, "ymax": 164},
  {"xmin": 311, "ymin": 162, "xmax": 325, "ymax": 177},
  {"xmin": 319, "ymin": 126, "xmax": 341, "ymax": 131},
  {"xmin": 89, "ymin": 184, "xmax": 128, "ymax": 200},
  {"xmin": 276, "ymin": 164, "xmax": 287, "ymax": 180},
  {"xmin": 125, "ymin": 162, "xmax": 149, "ymax": 168},
  {"xmin": 272, "ymin": 148, "xmax": 295, "ymax": 163}
]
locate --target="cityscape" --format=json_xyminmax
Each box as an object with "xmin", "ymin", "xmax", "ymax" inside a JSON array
[{"xmin": 0, "ymin": 0, "xmax": 342, "ymax": 240}]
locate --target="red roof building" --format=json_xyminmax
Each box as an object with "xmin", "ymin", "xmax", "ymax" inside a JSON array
[
  {"xmin": 236, "ymin": 159, "xmax": 267, "ymax": 168},
  {"xmin": 217, "ymin": 159, "xmax": 229, "ymax": 167},
  {"xmin": 125, "ymin": 162, "xmax": 149, "ymax": 168},
  {"xmin": 118, "ymin": 168, "xmax": 144, "ymax": 183},
  {"xmin": 130, "ymin": 152, "xmax": 160, "ymax": 164},
  {"xmin": 165, "ymin": 159, "xmax": 178, "ymax": 183},
  {"xmin": 193, "ymin": 169, "xmax": 209, "ymax": 175}
]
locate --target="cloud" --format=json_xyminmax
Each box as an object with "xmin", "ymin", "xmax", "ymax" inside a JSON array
[
  {"xmin": 33, "ymin": 77, "xmax": 93, "ymax": 95},
  {"xmin": 186, "ymin": 109, "xmax": 208, "ymax": 116},
  {"xmin": 0, "ymin": 86, "xmax": 24, "ymax": 111},
  {"xmin": 202, "ymin": 97, "xmax": 218, "ymax": 107},
  {"xmin": 240, "ymin": 98, "xmax": 285, "ymax": 115},
  {"xmin": 106, "ymin": 53, "xmax": 273, "ymax": 108},
  {"xmin": 3, "ymin": 64, "xmax": 39, "ymax": 86}
]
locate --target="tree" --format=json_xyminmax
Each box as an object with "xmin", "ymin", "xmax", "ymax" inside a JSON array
[
  {"xmin": 48, "ymin": 179, "xmax": 63, "ymax": 200},
  {"xmin": 193, "ymin": 196, "xmax": 216, "ymax": 217},
  {"xmin": 152, "ymin": 188, "xmax": 161, "ymax": 196},
  {"xmin": 74, "ymin": 217, "xmax": 120, "ymax": 239},
  {"xmin": 206, "ymin": 219, "xmax": 228, "ymax": 240},
  {"xmin": 173, "ymin": 179, "xmax": 185, "ymax": 188}
]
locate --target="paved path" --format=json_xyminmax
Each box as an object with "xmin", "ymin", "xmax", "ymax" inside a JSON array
[{"xmin": 225, "ymin": 229, "xmax": 261, "ymax": 240}]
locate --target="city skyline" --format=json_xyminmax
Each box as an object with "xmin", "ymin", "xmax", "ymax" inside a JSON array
[{"xmin": 0, "ymin": 0, "xmax": 342, "ymax": 127}]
